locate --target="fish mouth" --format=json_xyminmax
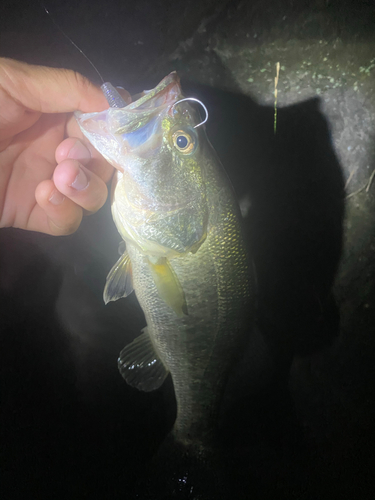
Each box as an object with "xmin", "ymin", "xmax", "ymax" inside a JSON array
[
  {"xmin": 116, "ymin": 72, "xmax": 181, "ymax": 157},
  {"xmin": 127, "ymin": 72, "xmax": 181, "ymax": 113},
  {"xmin": 75, "ymin": 72, "xmax": 182, "ymax": 162}
]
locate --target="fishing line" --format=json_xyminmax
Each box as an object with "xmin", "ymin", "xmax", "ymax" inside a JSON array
[
  {"xmin": 40, "ymin": 3, "xmax": 128, "ymax": 108},
  {"xmin": 40, "ymin": 3, "xmax": 209, "ymax": 115},
  {"xmin": 40, "ymin": 2, "xmax": 105, "ymax": 84}
]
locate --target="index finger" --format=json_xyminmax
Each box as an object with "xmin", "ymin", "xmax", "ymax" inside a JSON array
[{"xmin": 0, "ymin": 57, "xmax": 109, "ymax": 114}]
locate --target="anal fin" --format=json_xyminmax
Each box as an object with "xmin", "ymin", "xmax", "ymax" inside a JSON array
[{"xmin": 118, "ymin": 328, "xmax": 169, "ymax": 392}]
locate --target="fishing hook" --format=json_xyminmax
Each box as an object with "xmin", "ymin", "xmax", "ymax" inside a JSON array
[{"xmin": 171, "ymin": 98, "xmax": 209, "ymax": 128}]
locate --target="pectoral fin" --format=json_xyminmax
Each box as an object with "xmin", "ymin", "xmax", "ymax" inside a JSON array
[
  {"xmin": 118, "ymin": 328, "xmax": 169, "ymax": 392},
  {"xmin": 148, "ymin": 257, "xmax": 188, "ymax": 317},
  {"xmin": 103, "ymin": 250, "xmax": 134, "ymax": 304}
]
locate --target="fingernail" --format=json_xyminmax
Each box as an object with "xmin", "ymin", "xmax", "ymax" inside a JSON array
[
  {"xmin": 49, "ymin": 189, "xmax": 65, "ymax": 205},
  {"xmin": 70, "ymin": 167, "xmax": 88, "ymax": 190},
  {"xmin": 68, "ymin": 141, "xmax": 91, "ymax": 161}
]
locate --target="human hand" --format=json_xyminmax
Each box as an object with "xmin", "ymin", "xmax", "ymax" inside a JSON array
[{"xmin": 0, "ymin": 57, "xmax": 130, "ymax": 235}]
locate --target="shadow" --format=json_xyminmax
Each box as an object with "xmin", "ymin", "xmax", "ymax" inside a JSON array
[
  {"xmin": 183, "ymin": 81, "xmax": 345, "ymax": 357},
  {"xmin": 182, "ymin": 82, "xmax": 346, "ymax": 497}
]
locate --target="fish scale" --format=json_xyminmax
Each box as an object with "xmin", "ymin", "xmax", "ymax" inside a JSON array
[{"xmin": 124, "ymin": 149, "xmax": 252, "ymax": 444}]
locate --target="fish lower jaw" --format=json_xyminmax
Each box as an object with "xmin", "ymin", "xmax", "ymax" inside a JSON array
[
  {"xmin": 125, "ymin": 236, "xmax": 191, "ymax": 260},
  {"xmin": 136, "ymin": 237, "xmax": 205, "ymax": 260},
  {"xmin": 112, "ymin": 220, "xmax": 183, "ymax": 259}
]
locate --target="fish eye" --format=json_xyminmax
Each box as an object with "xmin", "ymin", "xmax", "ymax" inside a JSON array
[
  {"xmin": 172, "ymin": 130, "xmax": 195, "ymax": 154},
  {"xmin": 177, "ymin": 135, "xmax": 188, "ymax": 149}
]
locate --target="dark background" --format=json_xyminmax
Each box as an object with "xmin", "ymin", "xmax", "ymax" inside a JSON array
[{"xmin": 1, "ymin": 1, "xmax": 375, "ymax": 499}]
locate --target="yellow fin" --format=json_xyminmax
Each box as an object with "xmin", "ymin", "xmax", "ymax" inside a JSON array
[{"xmin": 148, "ymin": 257, "xmax": 188, "ymax": 317}]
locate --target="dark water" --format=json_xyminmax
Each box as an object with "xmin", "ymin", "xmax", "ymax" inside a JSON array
[{"xmin": 1, "ymin": 1, "xmax": 374, "ymax": 499}]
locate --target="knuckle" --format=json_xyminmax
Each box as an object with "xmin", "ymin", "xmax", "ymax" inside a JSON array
[
  {"xmin": 60, "ymin": 68, "xmax": 93, "ymax": 101},
  {"xmin": 82, "ymin": 181, "xmax": 108, "ymax": 212},
  {"xmin": 72, "ymin": 71, "xmax": 92, "ymax": 94}
]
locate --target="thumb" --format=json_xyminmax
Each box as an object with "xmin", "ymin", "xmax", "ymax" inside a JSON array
[{"xmin": 0, "ymin": 57, "xmax": 109, "ymax": 114}]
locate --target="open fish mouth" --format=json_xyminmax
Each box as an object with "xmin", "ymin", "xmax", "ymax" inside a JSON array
[
  {"xmin": 118, "ymin": 72, "xmax": 181, "ymax": 157},
  {"xmin": 127, "ymin": 72, "xmax": 181, "ymax": 113},
  {"xmin": 75, "ymin": 72, "xmax": 182, "ymax": 164}
]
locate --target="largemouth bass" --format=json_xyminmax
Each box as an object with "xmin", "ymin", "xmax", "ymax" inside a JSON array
[{"xmin": 75, "ymin": 73, "xmax": 254, "ymax": 445}]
